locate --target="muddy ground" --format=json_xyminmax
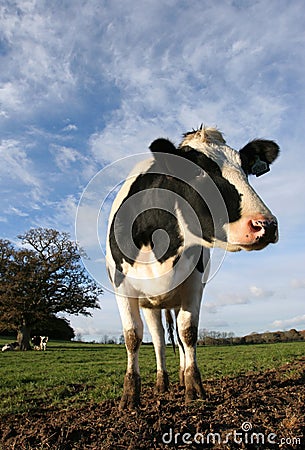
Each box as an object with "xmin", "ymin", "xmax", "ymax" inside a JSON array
[{"xmin": 1, "ymin": 357, "xmax": 304, "ymax": 450}]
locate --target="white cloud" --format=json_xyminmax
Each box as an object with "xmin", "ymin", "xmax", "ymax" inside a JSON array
[
  {"xmin": 202, "ymin": 319, "xmax": 229, "ymax": 330},
  {"xmin": 0, "ymin": 1, "xmax": 77, "ymax": 117},
  {"xmin": 0, "ymin": 82, "xmax": 23, "ymax": 115},
  {"xmin": 0, "ymin": 139, "xmax": 41, "ymax": 191},
  {"xmin": 249, "ymin": 286, "xmax": 274, "ymax": 298},
  {"xmin": 58, "ymin": 195, "xmax": 78, "ymax": 224},
  {"xmin": 203, "ymin": 292, "xmax": 249, "ymax": 314},
  {"xmin": 272, "ymin": 315, "xmax": 305, "ymax": 330},
  {"xmin": 0, "ymin": 109, "xmax": 9, "ymax": 118},
  {"xmin": 51, "ymin": 145, "xmax": 82, "ymax": 171},
  {"xmin": 291, "ymin": 279, "xmax": 305, "ymax": 289},
  {"xmin": 32, "ymin": 195, "xmax": 79, "ymax": 237},
  {"xmin": 62, "ymin": 124, "xmax": 78, "ymax": 132},
  {"xmin": 2, "ymin": 0, "xmax": 304, "ymax": 144},
  {"xmin": 89, "ymin": 117, "xmax": 160, "ymax": 163},
  {"xmin": 7, "ymin": 207, "xmax": 29, "ymax": 217},
  {"xmin": 91, "ymin": 1, "xmax": 302, "ymax": 143},
  {"xmin": 49, "ymin": 143, "xmax": 97, "ymax": 185}
]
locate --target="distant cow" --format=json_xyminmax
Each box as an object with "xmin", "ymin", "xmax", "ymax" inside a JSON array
[
  {"xmin": 31, "ymin": 336, "xmax": 48, "ymax": 351},
  {"xmin": 2, "ymin": 342, "xmax": 19, "ymax": 352},
  {"xmin": 106, "ymin": 126, "xmax": 279, "ymax": 409}
]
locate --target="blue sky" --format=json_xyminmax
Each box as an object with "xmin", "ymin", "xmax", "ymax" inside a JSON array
[{"xmin": 1, "ymin": 0, "xmax": 304, "ymax": 341}]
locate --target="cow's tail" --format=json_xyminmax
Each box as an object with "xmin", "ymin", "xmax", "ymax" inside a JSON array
[{"xmin": 165, "ymin": 309, "xmax": 176, "ymax": 354}]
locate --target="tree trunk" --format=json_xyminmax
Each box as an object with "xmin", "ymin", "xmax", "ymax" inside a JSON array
[{"xmin": 17, "ymin": 325, "xmax": 31, "ymax": 350}]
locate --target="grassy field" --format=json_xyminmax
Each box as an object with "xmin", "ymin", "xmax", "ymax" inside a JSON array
[{"xmin": 0, "ymin": 337, "xmax": 304, "ymax": 416}]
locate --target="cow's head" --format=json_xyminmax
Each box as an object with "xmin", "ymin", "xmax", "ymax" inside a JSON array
[{"xmin": 150, "ymin": 126, "xmax": 279, "ymax": 252}]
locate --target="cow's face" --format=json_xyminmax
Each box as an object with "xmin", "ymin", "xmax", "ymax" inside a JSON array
[{"xmin": 150, "ymin": 127, "xmax": 279, "ymax": 252}]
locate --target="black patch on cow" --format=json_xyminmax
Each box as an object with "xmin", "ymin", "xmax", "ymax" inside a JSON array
[
  {"xmin": 109, "ymin": 139, "xmax": 243, "ymax": 287},
  {"xmin": 183, "ymin": 246, "xmax": 205, "ymax": 273},
  {"xmin": 109, "ymin": 173, "xmax": 184, "ymax": 287},
  {"xmin": 196, "ymin": 247, "xmax": 204, "ymax": 273},
  {"xmin": 132, "ymin": 208, "xmax": 183, "ymax": 262},
  {"xmin": 178, "ymin": 145, "xmax": 242, "ymax": 224},
  {"xmin": 150, "ymin": 139, "xmax": 202, "ymax": 181}
]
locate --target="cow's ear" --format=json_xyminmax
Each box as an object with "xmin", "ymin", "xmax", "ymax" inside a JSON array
[
  {"xmin": 239, "ymin": 139, "xmax": 280, "ymax": 177},
  {"xmin": 149, "ymin": 138, "xmax": 177, "ymax": 156},
  {"xmin": 149, "ymin": 139, "xmax": 200, "ymax": 180}
]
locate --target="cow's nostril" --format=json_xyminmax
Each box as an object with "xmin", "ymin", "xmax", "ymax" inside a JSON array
[
  {"xmin": 248, "ymin": 217, "xmax": 278, "ymax": 244},
  {"xmin": 250, "ymin": 221, "xmax": 263, "ymax": 233}
]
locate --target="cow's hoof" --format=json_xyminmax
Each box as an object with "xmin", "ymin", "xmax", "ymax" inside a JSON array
[
  {"xmin": 119, "ymin": 372, "xmax": 141, "ymax": 410},
  {"xmin": 155, "ymin": 370, "xmax": 169, "ymax": 393},
  {"xmin": 184, "ymin": 364, "xmax": 205, "ymax": 404}
]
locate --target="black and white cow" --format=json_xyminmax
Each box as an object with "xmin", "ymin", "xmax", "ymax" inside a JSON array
[
  {"xmin": 1, "ymin": 342, "xmax": 19, "ymax": 352},
  {"xmin": 31, "ymin": 336, "xmax": 48, "ymax": 351},
  {"xmin": 106, "ymin": 126, "xmax": 279, "ymax": 409}
]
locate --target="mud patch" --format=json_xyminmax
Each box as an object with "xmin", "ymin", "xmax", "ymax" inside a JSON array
[{"xmin": 1, "ymin": 358, "xmax": 304, "ymax": 449}]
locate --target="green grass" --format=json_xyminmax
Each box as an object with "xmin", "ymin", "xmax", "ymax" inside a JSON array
[{"xmin": 0, "ymin": 337, "xmax": 304, "ymax": 415}]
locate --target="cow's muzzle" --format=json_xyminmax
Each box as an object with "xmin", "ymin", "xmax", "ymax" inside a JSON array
[
  {"xmin": 249, "ymin": 217, "xmax": 278, "ymax": 244},
  {"xmin": 227, "ymin": 214, "xmax": 279, "ymax": 250},
  {"xmin": 241, "ymin": 215, "xmax": 279, "ymax": 250}
]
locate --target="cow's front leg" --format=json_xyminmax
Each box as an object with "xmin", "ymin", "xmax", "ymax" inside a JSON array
[
  {"xmin": 116, "ymin": 296, "xmax": 143, "ymax": 409},
  {"xmin": 177, "ymin": 307, "xmax": 205, "ymax": 403},
  {"xmin": 142, "ymin": 307, "xmax": 169, "ymax": 393}
]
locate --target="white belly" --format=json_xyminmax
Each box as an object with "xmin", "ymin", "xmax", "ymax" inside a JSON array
[{"xmin": 110, "ymin": 244, "xmax": 208, "ymax": 308}]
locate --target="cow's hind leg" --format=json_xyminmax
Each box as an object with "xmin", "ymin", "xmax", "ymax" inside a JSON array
[
  {"xmin": 176, "ymin": 275, "xmax": 205, "ymax": 403},
  {"xmin": 142, "ymin": 308, "xmax": 169, "ymax": 393},
  {"xmin": 177, "ymin": 311, "xmax": 205, "ymax": 402},
  {"xmin": 117, "ymin": 296, "xmax": 143, "ymax": 409}
]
